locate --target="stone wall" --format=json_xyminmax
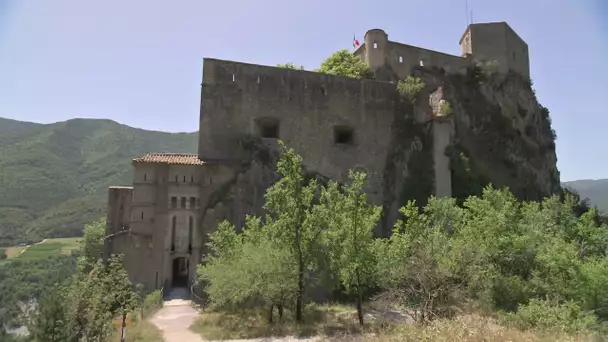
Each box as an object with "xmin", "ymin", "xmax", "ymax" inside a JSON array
[{"xmin": 198, "ymin": 58, "xmax": 401, "ymax": 205}]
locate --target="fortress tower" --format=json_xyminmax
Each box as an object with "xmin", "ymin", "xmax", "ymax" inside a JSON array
[{"xmin": 354, "ymin": 21, "xmax": 530, "ymax": 80}]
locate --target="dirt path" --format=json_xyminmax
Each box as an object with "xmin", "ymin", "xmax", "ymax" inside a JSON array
[{"xmin": 150, "ymin": 288, "xmax": 323, "ymax": 342}]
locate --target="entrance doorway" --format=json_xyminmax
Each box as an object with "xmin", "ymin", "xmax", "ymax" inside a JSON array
[{"xmin": 172, "ymin": 257, "xmax": 189, "ymax": 287}]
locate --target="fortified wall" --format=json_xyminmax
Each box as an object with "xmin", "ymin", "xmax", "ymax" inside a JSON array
[{"xmin": 105, "ymin": 21, "xmax": 557, "ymax": 293}]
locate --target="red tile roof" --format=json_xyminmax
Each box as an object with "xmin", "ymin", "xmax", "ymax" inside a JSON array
[{"xmin": 132, "ymin": 153, "xmax": 205, "ymax": 166}]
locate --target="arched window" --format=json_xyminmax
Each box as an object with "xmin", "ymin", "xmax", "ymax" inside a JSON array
[
  {"xmin": 188, "ymin": 216, "xmax": 193, "ymax": 252},
  {"xmin": 171, "ymin": 216, "xmax": 176, "ymax": 252}
]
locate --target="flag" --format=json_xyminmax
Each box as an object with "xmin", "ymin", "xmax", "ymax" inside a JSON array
[{"xmin": 353, "ymin": 35, "xmax": 360, "ymax": 48}]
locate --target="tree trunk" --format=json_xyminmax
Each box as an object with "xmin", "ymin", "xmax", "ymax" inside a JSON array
[
  {"xmin": 278, "ymin": 304, "xmax": 284, "ymax": 321},
  {"xmin": 296, "ymin": 266, "xmax": 303, "ymax": 322},
  {"xmin": 268, "ymin": 304, "xmax": 274, "ymax": 323},
  {"xmin": 120, "ymin": 313, "xmax": 127, "ymax": 342}
]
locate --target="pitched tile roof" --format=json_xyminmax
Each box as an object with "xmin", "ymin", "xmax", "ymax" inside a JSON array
[{"xmin": 132, "ymin": 153, "xmax": 205, "ymax": 166}]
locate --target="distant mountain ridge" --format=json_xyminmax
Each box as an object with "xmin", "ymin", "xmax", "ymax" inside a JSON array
[
  {"xmin": 0, "ymin": 117, "xmax": 606, "ymax": 246},
  {"xmin": 562, "ymin": 179, "xmax": 608, "ymax": 214},
  {"xmin": 0, "ymin": 117, "xmax": 198, "ymax": 246}
]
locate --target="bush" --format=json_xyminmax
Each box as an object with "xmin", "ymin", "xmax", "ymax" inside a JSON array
[
  {"xmin": 141, "ymin": 289, "xmax": 163, "ymax": 318},
  {"xmin": 439, "ymin": 100, "xmax": 452, "ymax": 116},
  {"xmin": 0, "ymin": 248, "xmax": 6, "ymax": 260},
  {"xmin": 397, "ymin": 76, "xmax": 425, "ymax": 102},
  {"xmin": 500, "ymin": 299, "xmax": 598, "ymax": 333},
  {"xmin": 276, "ymin": 63, "xmax": 304, "ymax": 70}
]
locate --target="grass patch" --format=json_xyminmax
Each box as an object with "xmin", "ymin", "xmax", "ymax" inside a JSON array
[
  {"xmin": 4, "ymin": 246, "xmax": 25, "ymax": 258},
  {"xmin": 190, "ymin": 304, "xmax": 383, "ymax": 340},
  {"xmin": 16, "ymin": 237, "xmax": 81, "ymax": 260},
  {"xmin": 109, "ymin": 315, "xmax": 164, "ymax": 342}
]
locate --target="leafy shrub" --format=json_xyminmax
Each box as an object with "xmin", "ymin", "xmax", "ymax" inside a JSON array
[
  {"xmin": 142, "ymin": 289, "xmax": 163, "ymax": 318},
  {"xmin": 439, "ymin": 100, "xmax": 452, "ymax": 116},
  {"xmin": 396, "ymin": 76, "xmax": 425, "ymax": 102},
  {"xmin": 500, "ymin": 299, "xmax": 598, "ymax": 333},
  {"xmin": 276, "ymin": 63, "xmax": 304, "ymax": 70}
]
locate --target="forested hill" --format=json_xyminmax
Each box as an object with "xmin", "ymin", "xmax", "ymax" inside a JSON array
[
  {"xmin": 0, "ymin": 117, "xmax": 197, "ymax": 246},
  {"xmin": 563, "ymin": 179, "xmax": 608, "ymax": 214}
]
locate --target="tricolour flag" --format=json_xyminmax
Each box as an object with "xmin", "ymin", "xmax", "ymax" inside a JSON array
[{"xmin": 353, "ymin": 35, "xmax": 360, "ymax": 48}]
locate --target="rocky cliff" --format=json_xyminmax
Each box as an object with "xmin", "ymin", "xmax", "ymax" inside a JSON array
[{"xmin": 199, "ymin": 65, "xmax": 561, "ymax": 238}]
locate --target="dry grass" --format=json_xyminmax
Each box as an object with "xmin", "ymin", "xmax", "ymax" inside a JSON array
[
  {"xmin": 190, "ymin": 304, "xmax": 377, "ymax": 340},
  {"xmin": 4, "ymin": 246, "xmax": 26, "ymax": 258},
  {"xmin": 365, "ymin": 315, "xmax": 606, "ymax": 342},
  {"xmin": 108, "ymin": 313, "xmax": 164, "ymax": 342},
  {"xmin": 190, "ymin": 305, "xmax": 606, "ymax": 342}
]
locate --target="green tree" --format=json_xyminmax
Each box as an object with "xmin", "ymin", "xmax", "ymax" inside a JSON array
[
  {"xmin": 263, "ymin": 141, "xmax": 323, "ymax": 322},
  {"xmin": 320, "ymin": 171, "xmax": 381, "ymax": 325},
  {"xmin": 316, "ymin": 49, "xmax": 373, "ymax": 79},
  {"xmin": 81, "ymin": 218, "xmax": 105, "ymax": 263},
  {"xmin": 25, "ymin": 285, "xmax": 68, "ymax": 342},
  {"xmin": 64, "ymin": 256, "xmax": 138, "ymax": 341},
  {"xmin": 198, "ymin": 217, "xmax": 298, "ymax": 323}
]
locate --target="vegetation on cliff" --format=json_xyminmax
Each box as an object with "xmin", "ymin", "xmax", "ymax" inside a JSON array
[{"xmin": 196, "ymin": 142, "xmax": 608, "ymax": 340}]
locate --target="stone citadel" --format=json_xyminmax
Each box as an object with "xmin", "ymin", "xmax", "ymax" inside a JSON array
[{"xmin": 105, "ymin": 22, "xmax": 560, "ymax": 293}]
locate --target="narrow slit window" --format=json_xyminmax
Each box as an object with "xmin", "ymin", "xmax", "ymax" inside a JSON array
[
  {"xmin": 334, "ymin": 126, "xmax": 355, "ymax": 145},
  {"xmin": 183, "ymin": 176, "xmax": 186, "ymax": 183},
  {"xmin": 191, "ymin": 175, "xmax": 194, "ymax": 183},
  {"xmin": 175, "ymin": 175, "xmax": 178, "ymax": 182},
  {"xmin": 188, "ymin": 217, "xmax": 193, "ymax": 251},
  {"xmin": 171, "ymin": 216, "xmax": 176, "ymax": 251},
  {"xmin": 141, "ymin": 212, "xmax": 144, "ymax": 219},
  {"xmin": 419, "ymin": 59, "xmax": 425, "ymax": 66},
  {"xmin": 144, "ymin": 173, "xmax": 147, "ymax": 181},
  {"xmin": 232, "ymin": 73, "xmax": 236, "ymax": 82},
  {"xmin": 398, "ymin": 56, "xmax": 403, "ymax": 63}
]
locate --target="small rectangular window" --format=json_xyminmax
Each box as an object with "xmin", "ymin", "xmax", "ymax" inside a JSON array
[
  {"xmin": 141, "ymin": 212, "xmax": 144, "ymax": 219},
  {"xmin": 183, "ymin": 176, "xmax": 186, "ymax": 183},
  {"xmin": 144, "ymin": 173, "xmax": 147, "ymax": 181},
  {"xmin": 181, "ymin": 197, "xmax": 187, "ymax": 208},
  {"xmin": 334, "ymin": 126, "xmax": 355, "ymax": 145},
  {"xmin": 255, "ymin": 118, "xmax": 280, "ymax": 139},
  {"xmin": 190, "ymin": 197, "xmax": 196, "ymax": 209},
  {"xmin": 373, "ymin": 42, "xmax": 378, "ymax": 49},
  {"xmin": 171, "ymin": 197, "xmax": 177, "ymax": 208}
]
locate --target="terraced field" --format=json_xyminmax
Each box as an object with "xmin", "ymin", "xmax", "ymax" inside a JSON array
[{"xmin": 8, "ymin": 237, "xmax": 82, "ymax": 261}]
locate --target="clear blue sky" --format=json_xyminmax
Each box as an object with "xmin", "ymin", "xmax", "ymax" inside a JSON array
[{"xmin": 0, "ymin": 0, "xmax": 606, "ymax": 182}]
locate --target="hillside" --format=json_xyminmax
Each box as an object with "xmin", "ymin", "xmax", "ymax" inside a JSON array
[
  {"xmin": 563, "ymin": 179, "xmax": 608, "ymax": 213},
  {"xmin": 0, "ymin": 117, "xmax": 197, "ymax": 246}
]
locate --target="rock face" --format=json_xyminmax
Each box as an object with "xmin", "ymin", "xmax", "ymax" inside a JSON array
[{"xmin": 200, "ymin": 65, "xmax": 561, "ymax": 239}]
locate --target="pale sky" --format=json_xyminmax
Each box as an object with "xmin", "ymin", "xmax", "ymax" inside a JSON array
[{"xmin": 0, "ymin": 0, "xmax": 607, "ymax": 182}]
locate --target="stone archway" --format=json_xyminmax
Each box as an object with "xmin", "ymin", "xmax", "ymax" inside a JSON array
[{"xmin": 172, "ymin": 257, "xmax": 189, "ymax": 287}]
